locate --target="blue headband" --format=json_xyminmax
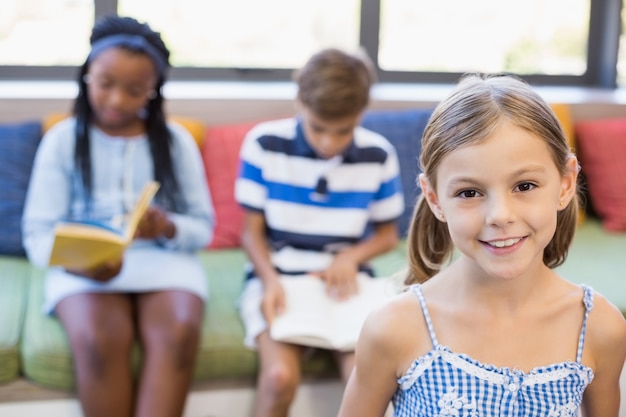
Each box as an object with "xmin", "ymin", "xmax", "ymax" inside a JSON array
[{"xmin": 88, "ymin": 34, "xmax": 167, "ymax": 77}]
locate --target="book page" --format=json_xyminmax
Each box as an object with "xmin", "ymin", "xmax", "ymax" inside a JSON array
[
  {"xmin": 124, "ymin": 181, "xmax": 160, "ymax": 240},
  {"xmin": 270, "ymin": 274, "xmax": 400, "ymax": 351}
]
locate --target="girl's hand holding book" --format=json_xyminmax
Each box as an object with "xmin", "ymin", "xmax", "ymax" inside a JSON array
[
  {"xmin": 66, "ymin": 257, "xmax": 123, "ymax": 282},
  {"xmin": 135, "ymin": 206, "xmax": 176, "ymax": 240}
]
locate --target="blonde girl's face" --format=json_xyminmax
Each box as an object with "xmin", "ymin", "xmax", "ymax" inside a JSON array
[
  {"xmin": 420, "ymin": 120, "xmax": 577, "ymax": 281},
  {"xmin": 85, "ymin": 47, "xmax": 158, "ymax": 136}
]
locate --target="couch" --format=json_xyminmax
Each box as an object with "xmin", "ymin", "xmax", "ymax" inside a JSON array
[{"xmin": 1, "ymin": 105, "xmax": 625, "ymax": 405}]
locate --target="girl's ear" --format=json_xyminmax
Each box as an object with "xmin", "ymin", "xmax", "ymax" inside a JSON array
[
  {"xmin": 419, "ymin": 173, "xmax": 446, "ymax": 221},
  {"xmin": 558, "ymin": 155, "xmax": 579, "ymax": 211}
]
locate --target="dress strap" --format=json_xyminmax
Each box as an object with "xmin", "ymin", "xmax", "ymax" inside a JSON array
[
  {"xmin": 410, "ymin": 284, "xmax": 439, "ymax": 347},
  {"xmin": 576, "ymin": 284, "xmax": 594, "ymax": 363}
]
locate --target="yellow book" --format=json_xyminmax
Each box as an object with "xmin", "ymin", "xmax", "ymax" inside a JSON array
[
  {"xmin": 269, "ymin": 273, "xmax": 400, "ymax": 351},
  {"xmin": 48, "ymin": 181, "xmax": 160, "ymax": 270}
]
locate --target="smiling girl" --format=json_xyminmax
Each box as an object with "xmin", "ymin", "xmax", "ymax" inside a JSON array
[{"xmin": 338, "ymin": 74, "xmax": 626, "ymax": 417}]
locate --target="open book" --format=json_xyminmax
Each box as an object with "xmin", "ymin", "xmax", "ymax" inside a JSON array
[
  {"xmin": 48, "ymin": 181, "xmax": 160, "ymax": 270},
  {"xmin": 270, "ymin": 273, "xmax": 400, "ymax": 351}
]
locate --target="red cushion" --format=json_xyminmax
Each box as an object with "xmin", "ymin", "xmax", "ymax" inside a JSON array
[
  {"xmin": 574, "ymin": 118, "xmax": 626, "ymax": 232},
  {"xmin": 202, "ymin": 122, "xmax": 259, "ymax": 249}
]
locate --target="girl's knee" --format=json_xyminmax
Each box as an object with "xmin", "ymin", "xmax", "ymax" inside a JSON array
[
  {"xmin": 70, "ymin": 326, "xmax": 134, "ymax": 376},
  {"xmin": 144, "ymin": 318, "xmax": 202, "ymax": 369}
]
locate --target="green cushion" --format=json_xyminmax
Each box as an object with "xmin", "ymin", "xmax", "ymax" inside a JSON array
[
  {"xmin": 196, "ymin": 249, "xmax": 338, "ymax": 381},
  {"xmin": 0, "ymin": 256, "xmax": 30, "ymax": 383},
  {"xmin": 371, "ymin": 240, "xmax": 408, "ymax": 278},
  {"xmin": 19, "ymin": 249, "xmax": 339, "ymax": 390},
  {"xmin": 20, "ymin": 266, "xmax": 74, "ymax": 389},
  {"xmin": 556, "ymin": 218, "xmax": 626, "ymax": 313}
]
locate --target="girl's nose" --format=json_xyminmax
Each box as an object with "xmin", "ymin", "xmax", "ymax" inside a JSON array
[{"xmin": 486, "ymin": 194, "xmax": 515, "ymax": 226}]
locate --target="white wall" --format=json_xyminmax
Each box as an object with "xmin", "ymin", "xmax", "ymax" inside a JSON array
[{"xmin": 2, "ymin": 81, "xmax": 626, "ymax": 126}]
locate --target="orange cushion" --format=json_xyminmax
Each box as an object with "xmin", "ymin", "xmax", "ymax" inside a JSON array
[
  {"xmin": 550, "ymin": 103, "xmax": 575, "ymax": 150},
  {"xmin": 170, "ymin": 116, "xmax": 205, "ymax": 148},
  {"xmin": 42, "ymin": 113, "xmax": 70, "ymax": 134},
  {"xmin": 42, "ymin": 113, "xmax": 205, "ymax": 148},
  {"xmin": 202, "ymin": 122, "xmax": 260, "ymax": 249},
  {"xmin": 550, "ymin": 103, "xmax": 586, "ymax": 224},
  {"xmin": 574, "ymin": 118, "xmax": 626, "ymax": 232}
]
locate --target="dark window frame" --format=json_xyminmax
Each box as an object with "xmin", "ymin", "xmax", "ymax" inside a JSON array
[{"xmin": 0, "ymin": 0, "xmax": 622, "ymax": 88}]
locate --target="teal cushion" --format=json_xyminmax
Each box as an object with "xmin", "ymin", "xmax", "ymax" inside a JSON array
[
  {"xmin": 0, "ymin": 121, "xmax": 42, "ymax": 256},
  {"xmin": 0, "ymin": 256, "xmax": 30, "ymax": 383}
]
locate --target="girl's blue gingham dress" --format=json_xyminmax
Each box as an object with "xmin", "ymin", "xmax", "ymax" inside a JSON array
[{"xmin": 392, "ymin": 284, "xmax": 594, "ymax": 417}]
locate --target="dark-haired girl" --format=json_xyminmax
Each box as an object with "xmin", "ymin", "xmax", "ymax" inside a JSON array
[{"xmin": 22, "ymin": 15, "xmax": 214, "ymax": 417}]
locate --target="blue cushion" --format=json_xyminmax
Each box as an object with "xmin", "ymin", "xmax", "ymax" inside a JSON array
[
  {"xmin": 0, "ymin": 121, "xmax": 42, "ymax": 256},
  {"xmin": 361, "ymin": 108, "xmax": 433, "ymax": 236}
]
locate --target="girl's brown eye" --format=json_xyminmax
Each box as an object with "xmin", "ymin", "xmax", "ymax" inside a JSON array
[
  {"xmin": 516, "ymin": 182, "xmax": 536, "ymax": 192},
  {"xmin": 459, "ymin": 190, "xmax": 477, "ymax": 198}
]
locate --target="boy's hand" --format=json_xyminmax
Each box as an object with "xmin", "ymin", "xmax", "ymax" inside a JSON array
[
  {"xmin": 135, "ymin": 206, "xmax": 175, "ymax": 240},
  {"xmin": 261, "ymin": 280, "xmax": 286, "ymax": 325},
  {"xmin": 66, "ymin": 257, "xmax": 123, "ymax": 282},
  {"xmin": 318, "ymin": 253, "xmax": 359, "ymax": 301}
]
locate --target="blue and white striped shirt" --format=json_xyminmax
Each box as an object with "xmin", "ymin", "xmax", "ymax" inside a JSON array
[
  {"xmin": 235, "ymin": 118, "xmax": 404, "ymax": 278},
  {"xmin": 393, "ymin": 284, "xmax": 595, "ymax": 417}
]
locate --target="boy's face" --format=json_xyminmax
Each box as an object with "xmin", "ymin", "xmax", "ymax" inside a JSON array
[{"xmin": 300, "ymin": 106, "xmax": 361, "ymax": 159}]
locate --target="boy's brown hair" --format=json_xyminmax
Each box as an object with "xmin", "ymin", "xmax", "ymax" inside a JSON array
[{"xmin": 295, "ymin": 48, "xmax": 377, "ymax": 120}]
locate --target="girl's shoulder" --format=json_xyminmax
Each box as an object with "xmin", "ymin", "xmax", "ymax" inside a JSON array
[
  {"xmin": 37, "ymin": 117, "xmax": 77, "ymax": 156},
  {"xmin": 167, "ymin": 120, "xmax": 196, "ymax": 144},
  {"xmin": 586, "ymin": 288, "xmax": 626, "ymax": 349},
  {"xmin": 43, "ymin": 117, "xmax": 76, "ymax": 140},
  {"xmin": 359, "ymin": 287, "xmax": 432, "ymax": 361}
]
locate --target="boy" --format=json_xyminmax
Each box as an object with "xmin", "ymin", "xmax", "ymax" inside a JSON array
[{"xmin": 235, "ymin": 48, "xmax": 404, "ymax": 417}]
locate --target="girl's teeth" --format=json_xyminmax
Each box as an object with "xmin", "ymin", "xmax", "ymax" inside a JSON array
[{"xmin": 490, "ymin": 238, "xmax": 520, "ymax": 248}]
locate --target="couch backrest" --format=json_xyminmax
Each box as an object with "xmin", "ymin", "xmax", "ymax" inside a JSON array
[{"xmin": 361, "ymin": 108, "xmax": 433, "ymax": 237}]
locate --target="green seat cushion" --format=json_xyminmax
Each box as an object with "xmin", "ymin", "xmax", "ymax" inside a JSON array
[
  {"xmin": 0, "ymin": 256, "xmax": 30, "ymax": 383},
  {"xmin": 20, "ymin": 266, "xmax": 74, "ymax": 389},
  {"xmin": 20, "ymin": 249, "xmax": 339, "ymax": 390},
  {"xmin": 556, "ymin": 218, "xmax": 626, "ymax": 313},
  {"xmin": 196, "ymin": 249, "xmax": 338, "ymax": 381},
  {"xmin": 371, "ymin": 240, "xmax": 408, "ymax": 279}
]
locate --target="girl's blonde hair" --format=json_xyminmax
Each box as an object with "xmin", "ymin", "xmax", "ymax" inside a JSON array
[{"xmin": 406, "ymin": 74, "xmax": 579, "ymax": 284}]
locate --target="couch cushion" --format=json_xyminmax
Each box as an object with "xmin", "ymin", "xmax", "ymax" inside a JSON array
[
  {"xmin": 0, "ymin": 121, "xmax": 42, "ymax": 256},
  {"xmin": 202, "ymin": 122, "xmax": 259, "ymax": 249},
  {"xmin": 43, "ymin": 113, "xmax": 206, "ymax": 148},
  {"xmin": 549, "ymin": 103, "xmax": 587, "ymax": 225},
  {"xmin": 19, "ymin": 249, "xmax": 337, "ymax": 389},
  {"xmin": 361, "ymin": 108, "xmax": 433, "ymax": 237},
  {"xmin": 574, "ymin": 118, "xmax": 626, "ymax": 232},
  {"xmin": 556, "ymin": 218, "xmax": 626, "ymax": 312},
  {"xmin": 550, "ymin": 103, "xmax": 575, "ymax": 150},
  {"xmin": 0, "ymin": 257, "xmax": 30, "ymax": 383}
]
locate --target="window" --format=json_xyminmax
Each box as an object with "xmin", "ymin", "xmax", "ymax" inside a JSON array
[
  {"xmin": 0, "ymin": 0, "xmax": 623, "ymax": 88},
  {"xmin": 119, "ymin": 0, "xmax": 360, "ymax": 69},
  {"xmin": 0, "ymin": 0, "xmax": 93, "ymax": 66},
  {"xmin": 379, "ymin": 0, "xmax": 588, "ymax": 76}
]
